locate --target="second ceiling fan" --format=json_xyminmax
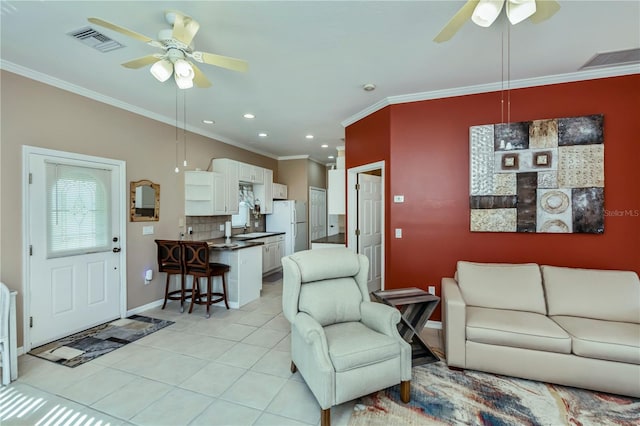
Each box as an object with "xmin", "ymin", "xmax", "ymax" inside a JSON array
[{"xmin": 434, "ymin": 0, "xmax": 561, "ymax": 43}]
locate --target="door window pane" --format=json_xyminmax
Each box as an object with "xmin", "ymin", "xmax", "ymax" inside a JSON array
[{"xmin": 46, "ymin": 163, "xmax": 111, "ymax": 258}]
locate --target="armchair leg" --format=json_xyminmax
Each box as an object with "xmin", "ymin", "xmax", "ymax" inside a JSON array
[
  {"xmin": 290, "ymin": 361, "xmax": 297, "ymax": 373},
  {"xmin": 400, "ymin": 380, "xmax": 411, "ymax": 403},
  {"xmin": 321, "ymin": 408, "xmax": 330, "ymax": 426}
]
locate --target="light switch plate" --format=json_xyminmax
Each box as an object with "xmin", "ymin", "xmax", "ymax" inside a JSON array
[
  {"xmin": 395, "ymin": 228, "xmax": 402, "ymax": 238},
  {"xmin": 393, "ymin": 195, "xmax": 404, "ymax": 203},
  {"xmin": 142, "ymin": 225, "xmax": 154, "ymax": 235},
  {"xmin": 428, "ymin": 285, "xmax": 436, "ymax": 295},
  {"xmin": 219, "ymin": 224, "xmax": 225, "ymax": 231}
]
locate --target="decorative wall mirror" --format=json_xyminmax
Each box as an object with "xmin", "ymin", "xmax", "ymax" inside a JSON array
[{"xmin": 130, "ymin": 180, "xmax": 160, "ymax": 222}]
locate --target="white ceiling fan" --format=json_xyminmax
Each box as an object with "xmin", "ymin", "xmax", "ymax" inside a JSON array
[
  {"xmin": 434, "ymin": 0, "xmax": 561, "ymax": 43},
  {"xmin": 88, "ymin": 10, "xmax": 248, "ymax": 89}
]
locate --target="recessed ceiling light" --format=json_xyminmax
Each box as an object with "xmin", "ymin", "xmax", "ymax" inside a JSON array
[
  {"xmin": 328, "ymin": 155, "xmax": 335, "ymax": 159},
  {"xmin": 202, "ymin": 119, "xmax": 215, "ymax": 124},
  {"xmin": 243, "ymin": 113, "xmax": 255, "ymax": 119},
  {"xmin": 258, "ymin": 132, "xmax": 268, "ymax": 137},
  {"xmin": 305, "ymin": 134, "xmax": 314, "ymax": 139},
  {"xmin": 363, "ymin": 83, "xmax": 376, "ymax": 91},
  {"xmin": 321, "ymin": 144, "xmax": 329, "ymax": 148}
]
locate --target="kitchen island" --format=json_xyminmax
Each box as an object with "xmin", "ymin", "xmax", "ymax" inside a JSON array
[{"xmin": 202, "ymin": 232, "xmax": 285, "ymax": 308}]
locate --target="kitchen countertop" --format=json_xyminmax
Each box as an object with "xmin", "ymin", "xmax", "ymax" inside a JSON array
[
  {"xmin": 311, "ymin": 233, "xmax": 346, "ymax": 245},
  {"xmin": 203, "ymin": 231, "xmax": 286, "ymax": 250}
]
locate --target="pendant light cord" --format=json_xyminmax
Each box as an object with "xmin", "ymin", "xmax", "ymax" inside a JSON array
[
  {"xmin": 183, "ymin": 90, "xmax": 187, "ymax": 167},
  {"xmin": 175, "ymin": 85, "xmax": 179, "ymax": 173}
]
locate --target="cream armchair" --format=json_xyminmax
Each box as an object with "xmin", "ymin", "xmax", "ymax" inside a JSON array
[{"xmin": 282, "ymin": 248, "xmax": 411, "ymax": 426}]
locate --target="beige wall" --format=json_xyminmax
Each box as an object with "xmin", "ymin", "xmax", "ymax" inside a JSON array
[
  {"xmin": 0, "ymin": 70, "xmax": 277, "ymax": 347},
  {"xmin": 277, "ymin": 159, "xmax": 308, "ymax": 201}
]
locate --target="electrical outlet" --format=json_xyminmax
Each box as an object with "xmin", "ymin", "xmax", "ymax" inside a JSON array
[
  {"xmin": 188, "ymin": 226, "xmax": 193, "ymax": 235},
  {"xmin": 395, "ymin": 228, "xmax": 402, "ymax": 238},
  {"xmin": 428, "ymin": 285, "xmax": 436, "ymax": 295},
  {"xmin": 219, "ymin": 224, "xmax": 225, "ymax": 231},
  {"xmin": 393, "ymin": 195, "xmax": 404, "ymax": 203},
  {"xmin": 255, "ymin": 221, "xmax": 259, "ymax": 227}
]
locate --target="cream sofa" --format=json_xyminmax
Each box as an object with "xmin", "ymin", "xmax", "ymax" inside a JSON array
[{"xmin": 442, "ymin": 261, "xmax": 640, "ymax": 397}]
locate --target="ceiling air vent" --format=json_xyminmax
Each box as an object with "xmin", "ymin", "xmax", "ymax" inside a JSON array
[
  {"xmin": 68, "ymin": 26, "xmax": 125, "ymax": 53},
  {"xmin": 580, "ymin": 48, "xmax": 640, "ymax": 70}
]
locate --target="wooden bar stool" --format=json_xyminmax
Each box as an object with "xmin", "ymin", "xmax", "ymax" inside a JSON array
[
  {"xmin": 155, "ymin": 239, "xmax": 188, "ymax": 313},
  {"xmin": 181, "ymin": 241, "xmax": 230, "ymax": 318}
]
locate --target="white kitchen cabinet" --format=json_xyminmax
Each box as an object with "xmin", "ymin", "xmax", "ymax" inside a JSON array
[
  {"xmin": 327, "ymin": 169, "xmax": 346, "ymax": 214},
  {"xmin": 239, "ymin": 162, "xmax": 264, "ymax": 184},
  {"xmin": 209, "ymin": 245, "xmax": 262, "ymax": 308},
  {"xmin": 254, "ymin": 168, "xmax": 273, "ymax": 214},
  {"xmin": 185, "ymin": 171, "xmax": 226, "ymax": 216},
  {"xmin": 273, "ymin": 183, "xmax": 288, "ymax": 199},
  {"xmin": 255, "ymin": 234, "xmax": 285, "ymax": 275},
  {"xmin": 211, "ymin": 158, "xmax": 240, "ymax": 214}
]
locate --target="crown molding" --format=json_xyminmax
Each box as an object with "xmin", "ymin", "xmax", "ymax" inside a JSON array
[
  {"xmin": 341, "ymin": 64, "xmax": 640, "ymax": 128},
  {"xmin": 0, "ymin": 60, "xmax": 278, "ymax": 161},
  {"xmin": 277, "ymin": 155, "xmax": 309, "ymax": 161}
]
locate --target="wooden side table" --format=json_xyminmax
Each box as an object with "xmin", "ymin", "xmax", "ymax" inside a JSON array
[{"xmin": 372, "ymin": 287, "xmax": 440, "ymax": 366}]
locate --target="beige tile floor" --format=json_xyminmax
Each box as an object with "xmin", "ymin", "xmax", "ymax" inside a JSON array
[{"xmin": 0, "ymin": 279, "xmax": 443, "ymax": 426}]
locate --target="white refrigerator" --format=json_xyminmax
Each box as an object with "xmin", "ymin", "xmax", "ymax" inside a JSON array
[{"xmin": 266, "ymin": 200, "xmax": 308, "ymax": 255}]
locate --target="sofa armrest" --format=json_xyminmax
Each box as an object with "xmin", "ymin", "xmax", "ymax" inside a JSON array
[{"xmin": 442, "ymin": 277, "xmax": 467, "ymax": 368}]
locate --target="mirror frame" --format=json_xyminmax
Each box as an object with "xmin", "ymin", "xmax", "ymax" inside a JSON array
[{"xmin": 130, "ymin": 179, "xmax": 160, "ymax": 222}]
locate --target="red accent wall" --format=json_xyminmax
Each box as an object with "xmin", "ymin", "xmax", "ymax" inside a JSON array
[{"xmin": 346, "ymin": 75, "xmax": 640, "ymax": 320}]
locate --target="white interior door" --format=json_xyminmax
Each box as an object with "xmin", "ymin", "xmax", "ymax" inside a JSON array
[
  {"xmin": 308, "ymin": 187, "xmax": 327, "ymax": 244},
  {"xmin": 357, "ymin": 172, "xmax": 382, "ymax": 293},
  {"xmin": 27, "ymin": 150, "xmax": 124, "ymax": 347}
]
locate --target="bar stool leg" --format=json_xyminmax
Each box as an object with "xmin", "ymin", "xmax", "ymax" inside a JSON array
[
  {"xmin": 222, "ymin": 273, "xmax": 230, "ymax": 310},
  {"xmin": 189, "ymin": 277, "xmax": 198, "ymax": 314},
  {"xmin": 179, "ymin": 273, "xmax": 186, "ymax": 313},
  {"xmin": 205, "ymin": 276, "xmax": 212, "ymax": 319},
  {"xmin": 162, "ymin": 274, "xmax": 171, "ymax": 310}
]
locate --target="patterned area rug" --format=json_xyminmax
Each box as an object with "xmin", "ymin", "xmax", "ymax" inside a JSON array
[
  {"xmin": 29, "ymin": 315, "xmax": 173, "ymax": 368},
  {"xmin": 349, "ymin": 361, "xmax": 640, "ymax": 426}
]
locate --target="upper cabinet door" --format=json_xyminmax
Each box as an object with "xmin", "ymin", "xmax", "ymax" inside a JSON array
[
  {"xmin": 239, "ymin": 162, "xmax": 264, "ymax": 184},
  {"xmin": 185, "ymin": 170, "xmax": 228, "ymax": 216},
  {"xmin": 212, "ymin": 158, "xmax": 239, "ymax": 214}
]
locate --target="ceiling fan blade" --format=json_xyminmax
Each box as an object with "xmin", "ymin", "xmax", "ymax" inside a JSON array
[
  {"xmin": 88, "ymin": 17, "xmax": 154, "ymax": 43},
  {"xmin": 529, "ymin": 0, "xmax": 560, "ymax": 24},
  {"xmin": 122, "ymin": 55, "xmax": 162, "ymax": 69},
  {"xmin": 191, "ymin": 63, "xmax": 212, "ymax": 88},
  {"xmin": 433, "ymin": 0, "xmax": 480, "ymax": 43},
  {"xmin": 191, "ymin": 51, "xmax": 248, "ymax": 73},
  {"xmin": 168, "ymin": 10, "xmax": 200, "ymax": 46}
]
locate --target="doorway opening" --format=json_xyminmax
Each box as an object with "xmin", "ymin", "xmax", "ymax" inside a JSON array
[{"xmin": 347, "ymin": 161, "xmax": 385, "ymax": 292}]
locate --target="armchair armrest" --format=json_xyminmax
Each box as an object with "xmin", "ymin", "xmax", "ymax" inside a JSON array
[
  {"xmin": 442, "ymin": 277, "xmax": 466, "ymax": 368},
  {"xmin": 361, "ymin": 301, "xmax": 401, "ymax": 337},
  {"xmin": 292, "ymin": 312, "xmax": 333, "ymax": 370}
]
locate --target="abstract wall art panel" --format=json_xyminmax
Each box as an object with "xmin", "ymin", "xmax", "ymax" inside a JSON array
[{"xmin": 469, "ymin": 114, "xmax": 604, "ymax": 234}]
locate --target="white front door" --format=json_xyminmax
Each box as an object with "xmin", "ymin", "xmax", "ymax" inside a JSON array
[
  {"xmin": 26, "ymin": 149, "xmax": 124, "ymax": 347},
  {"xmin": 357, "ymin": 172, "xmax": 382, "ymax": 293},
  {"xmin": 308, "ymin": 187, "xmax": 327, "ymax": 244}
]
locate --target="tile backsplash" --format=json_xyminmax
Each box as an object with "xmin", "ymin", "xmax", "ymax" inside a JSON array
[{"xmin": 185, "ymin": 215, "xmax": 265, "ymax": 240}]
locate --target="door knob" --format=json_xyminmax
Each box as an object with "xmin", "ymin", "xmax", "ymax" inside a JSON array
[{"xmin": 113, "ymin": 247, "xmax": 121, "ymax": 253}]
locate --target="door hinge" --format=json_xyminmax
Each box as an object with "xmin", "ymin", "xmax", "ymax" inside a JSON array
[
  {"xmin": 30, "ymin": 316, "xmax": 33, "ymax": 328},
  {"xmin": 355, "ymin": 183, "xmax": 360, "ymax": 190},
  {"xmin": 29, "ymin": 245, "xmax": 33, "ymax": 256},
  {"xmin": 29, "ymin": 173, "xmax": 33, "ymax": 184},
  {"xmin": 355, "ymin": 229, "xmax": 361, "ymax": 236}
]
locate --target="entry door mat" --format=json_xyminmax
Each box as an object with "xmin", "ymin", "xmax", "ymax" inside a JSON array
[{"xmin": 28, "ymin": 315, "xmax": 174, "ymax": 368}]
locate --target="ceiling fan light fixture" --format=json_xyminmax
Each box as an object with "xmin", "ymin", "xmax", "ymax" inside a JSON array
[
  {"xmin": 472, "ymin": 0, "xmax": 505, "ymax": 27},
  {"xmin": 506, "ymin": 0, "xmax": 537, "ymax": 25},
  {"xmin": 175, "ymin": 73, "xmax": 194, "ymax": 89},
  {"xmin": 173, "ymin": 59, "xmax": 194, "ymax": 79},
  {"xmin": 150, "ymin": 59, "xmax": 173, "ymax": 82}
]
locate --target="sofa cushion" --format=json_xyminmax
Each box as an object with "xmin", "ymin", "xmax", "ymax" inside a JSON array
[
  {"xmin": 299, "ymin": 277, "xmax": 362, "ymax": 326},
  {"xmin": 541, "ymin": 266, "xmax": 640, "ymax": 323},
  {"xmin": 552, "ymin": 315, "xmax": 640, "ymax": 365},
  {"xmin": 324, "ymin": 322, "xmax": 400, "ymax": 372},
  {"xmin": 466, "ymin": 306, "xmax": 571, "ymax": 353},
  {"xmin": 457, "ymin": 261, "xmax": 547, "ymax": 314}
]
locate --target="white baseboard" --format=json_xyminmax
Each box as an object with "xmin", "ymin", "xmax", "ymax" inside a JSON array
[{"xmin": 126, "ymin": 299, "xmax": 164, "ymax": 317}]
